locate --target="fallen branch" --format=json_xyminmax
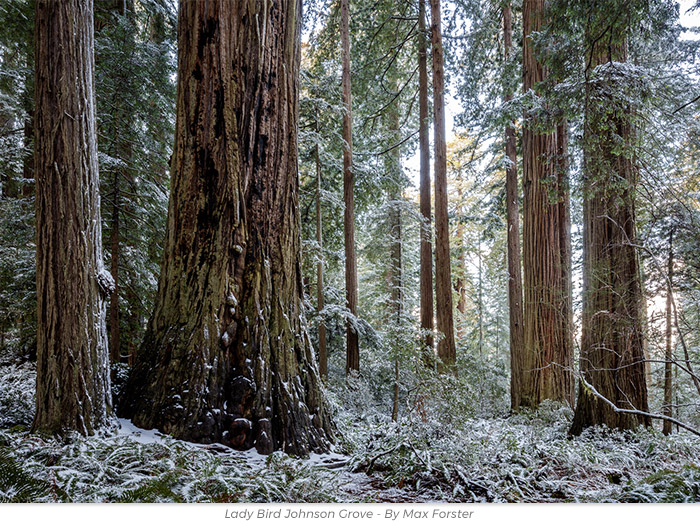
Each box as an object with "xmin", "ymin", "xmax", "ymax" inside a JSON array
[{"xmin": 579, "ymin": 375, "xmax": 700, "ymax": 438}]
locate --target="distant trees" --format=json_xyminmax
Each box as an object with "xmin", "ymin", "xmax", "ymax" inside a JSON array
[
  {"xmin": 94, "ymin": 0, "xmax": 176, "ymax": 367},
  {"xmin": 121, "ymin": 0, "xmax": 332, "ymax": 455},
  {"xmin": 32, "ymin": 0, "xmax": 112, "ymax": 434},
  {"xmin": 3, "ymin": 0, "xmax": 699, "ymax": 447}
]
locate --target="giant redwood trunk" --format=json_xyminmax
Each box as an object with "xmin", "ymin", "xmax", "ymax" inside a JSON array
[
  {"xmin": 504, "ymin": 2, "xmax": 524, "ymax": 410},
  {"xmin": 430, "ymin": 0, "xmax": 456, "ymax": 369},
  {"xmin": 418, "ymin": 0, "xmax": 435, "ymax": 365},
  {"xmin": 32, "ymin": 0, "xmax": 112, "ymax": 435},
  {"xmin": 570, "ymin": 39, "xmax": 650, "ymax": 435},
  {"xmin": 120, "ymin": 0, "xmax": 332, "ymax": 455},
  {"xmin": 519, "ymin": 0, "xmax": 573, "ymax": 408}
]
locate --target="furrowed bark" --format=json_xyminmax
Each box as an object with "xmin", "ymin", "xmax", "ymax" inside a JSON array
[
  {"xmin": 121, "ymin": 0, "xmax": 332, "ymax": 455},
  {"xmin": 33, "ymin": 0, "xmax": 112, "ymax": 435},
  {"xmin": 571, "ymin": 38, "xmax": 650, "ymax": 435},
  {"xmin": 520, "ymin": 0, "xmax": 573, "ymax": 407}
]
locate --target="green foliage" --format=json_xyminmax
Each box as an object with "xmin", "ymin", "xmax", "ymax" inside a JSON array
[
  {"xmin": 95, "ymin": 1, "xmax": 176, "ymax": 358},
  {"xmin": 621, "ymin": 465, "xmax": 700, "ymax": 502},
  {"xmin": 0, "ymin": 447, "xmax": 57, "ymax": 503}
]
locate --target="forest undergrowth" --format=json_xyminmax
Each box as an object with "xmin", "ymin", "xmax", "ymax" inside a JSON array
[{"xmin": 1, "ymin": 355, "xmax": 699, "ymax": 503}]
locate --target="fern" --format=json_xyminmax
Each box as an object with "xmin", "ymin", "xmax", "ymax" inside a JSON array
[{"xmin": 0, "ymin": 447, "xmax": 58, "ymax": 502}]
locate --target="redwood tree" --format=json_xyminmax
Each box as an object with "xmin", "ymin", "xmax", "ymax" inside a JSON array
[
  {"xmin": 121, "ymin": 0, "xmax": 332, "ymax": 455},
  {"xmin": 32, "ymin": 0, "xmax": 113, "ymax": 435},
  {"xmin": 418, "ymin": 0, "xmax": 434, "ymax": 365},
  {"xmin": 570, "ymin": 31, "xmax": 650, "ymax": 435},
  {"xmin": 341, "ymin": 0, "xmax": 360, "ymax": 374},
  {"xmin": 430, "ymin": 0, "xmax": 456, "ymax": 369},
  {"xmin": 504, "ymin": 1, "xmax": 524, "ymax": 409},
  {"xmin": 519, "ymin": 0, "xmax": 573, "ymax": 408}
]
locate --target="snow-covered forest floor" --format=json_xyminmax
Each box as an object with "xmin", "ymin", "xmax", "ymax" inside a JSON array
[{"xmin": 2, "ymin": 360, "xmax": 700, "ymax": 503}]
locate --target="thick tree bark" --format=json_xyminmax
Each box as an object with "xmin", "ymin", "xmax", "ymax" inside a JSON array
[
  {"xmin": 430, "ymin": 0, "xmax": 456, "ymax": 369},
  {"xmin": 504, "ymin": 2, "xmax": 524, "ymax": 410},
  {"xmin": 570, "ymin": 39, "xmax": 650, "ymax": 435},
  {"xmin": 32, "ymin": 0, "xmax": 112, "ymax": 435},
  {"xmin": 519, "ymin": 0, "xmax": 573, "ymax": 407},
  {"xmin": 341, "ymin": 0, "xmax": 359, "ymax": 374},
  {"xmin": 663, "ymin": 230, "xmax": 674, "ymax": 435},
  {"xmin": 418, "ymin": 0, "xmax": 435, "ymax": 366},
  {"xmin": 121, "ymin": 0, "xmax": 332, "ymax": 455}
]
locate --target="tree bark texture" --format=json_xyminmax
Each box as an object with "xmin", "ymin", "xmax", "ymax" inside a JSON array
[
  {"xmin": 341, "ymin": 0, "xmax": 359, "ymax": 374},
  {"xmin": 570, "ymin": 39, "xmax": 650, "ymax": 435},
  {"xmin": 504, "ymin": 2, "xmax": 524, "ymax": 410},
  {"xmin": 32, "ymin": 0, "xmax": 112, "ymax": 435},
  {"xmin": 121, "ymin": 0, "xmax": 332, "ymax": 455},
  {"xmin": 418, "ymin": 0, "xmax": 435, "ymax": 366},
  {"xmin": 520, "ymin": 0, "xmax": 573, "ymax": 408},
  {"xmin": 430, "ymin": 0, "xmax": 456, "ymax": 369}
]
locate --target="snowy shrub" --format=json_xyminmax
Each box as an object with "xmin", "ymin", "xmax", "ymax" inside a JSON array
[{"xmin": 0, "ymin": 363, "xmax": 35, "ymax": 428}]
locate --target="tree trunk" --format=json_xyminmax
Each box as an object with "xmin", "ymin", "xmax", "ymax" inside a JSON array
[
  {"xmin": 418, "ymin": 0, "xmax": 434, "ymax": 366},
  {"xmin": 120, "ymin": 0, "xmax": 332, "ymax": 455},
  {"xmin": 109, "ymin": 171, "xmax": 121, "ymax": 365},
  {"xmin": 504, "ymin": 2, "xmax": 524, "ymax": 410},
  {"xmin": 32, "ymin": 0, "xmax": 112, "ymax": 435},
  {"xmin": 341, "ymin": 0, "xmax": 359, "ymax": 374},
  {"xmin": 387, "ymin": 96, "xmax": 402, "ymax": 422},
  {"xmin": 96, "ymin": 0, "xmax": 136, "ymax": 368},
  {"xmin": 520, "ymin": 0, "xmax": 573, "ymax": 407},
  {"xmin": 477, "ymin": 236, "xmax": 483, "ymax": 357},
  {"xmin": 315, "ymin": 124, "xmax": 327, "ymax": 381},
  {"xmin": 430, "ymin": 0, "xmax": 456, "ymax": 369},
  {"xmin": 455, "ymin": 186, "xmax": 467, "ymax": 340},
  {"xmin": 663, "ymin": 230, "xmax": 674, "ymax": 435},
  {"xmin": 556, "ymin": 120, "xmax": 574, "ymax": 394},
  {"xmin": 570, "ymin": 38, "xmax": 650, "ymax": 435}
]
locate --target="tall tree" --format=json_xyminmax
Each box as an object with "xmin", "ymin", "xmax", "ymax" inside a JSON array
[
  {"xmin": 503, "ymin": 1, "xmax": 525, "ymax": 410},
  {"xmin": 430, "ymin": 0, "xmax": 456, "ymax": 369},
  {"xmin": 121, "ymin": 0, "xmax": 332, "ymax": 455},
  {"xmin": 341, "ymin": 0, "xmax": 359, "ymax": 374},
  {"xmin": 519, "ymin": 0, "xmax": 573, "ymax": 407},
  {"xmin": 663, "ymin": 229, "xmax": 674, "ymax": 435},
  {"xmin": 418, "ymin": 0, "xmax": 434, "ymax": 365},
  {"xmin": 32, "ymin": 0, "xmax": 113, "ymax": 435},
  {"xmin": 570, "ymin": 25, "xmax": 650, "ymax": 434},
  {"xmin": 95, "ymin": 0, "xmax": 136, "ymax": 367},
  {"xmin": 315, "ymin": 118, "xmax": 327, "ymax": 380}
]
